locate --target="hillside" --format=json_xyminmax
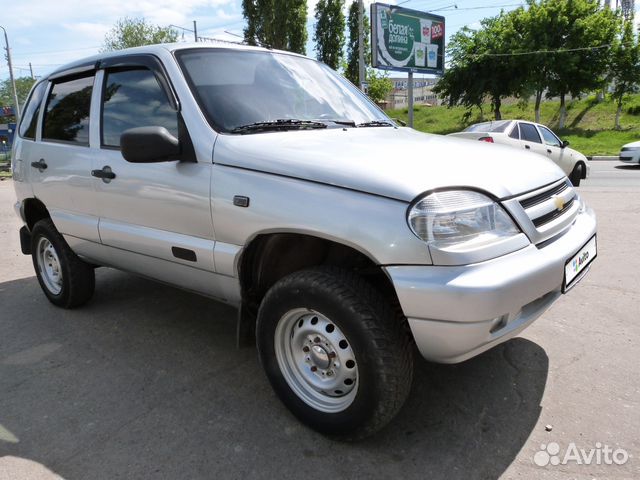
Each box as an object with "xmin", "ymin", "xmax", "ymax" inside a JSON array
[{"xmin": 387, "ymin": 94, "xmax": 640, "ymax": 156}]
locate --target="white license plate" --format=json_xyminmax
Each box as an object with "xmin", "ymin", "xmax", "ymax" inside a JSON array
[{"xmin": 564, "ymin": 235, "xmax": 597, "ymax": 292}]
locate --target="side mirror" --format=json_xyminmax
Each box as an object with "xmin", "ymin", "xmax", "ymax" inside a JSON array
[
  {"xmin": 561, "ymin": 140, "xmax": 570, "ymax": 148},
  {"xmin": 121, "ymin": 126, "xmax": 181, "ymax": 163}
]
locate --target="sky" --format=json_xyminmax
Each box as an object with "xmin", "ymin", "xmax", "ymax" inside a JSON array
[{"xmin": 0, "ymin": 0, "xmax": 637, "ymax": 82}]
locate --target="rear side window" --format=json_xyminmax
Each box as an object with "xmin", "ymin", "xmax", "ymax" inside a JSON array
[
  {"xmin": 101, "ymin": 68, "xmax": 178, "ymax": 148},
  {"xmin": 43, "ymin": 75, "xmax": 94, "ymax": 145},
  {"xmin": 508, "ymin": 124, "xmax": 519, "ymax": 139},
  {"xmin": 519, "ymin": 123, "xmax": 541, "ymax": 143},
  {"xmin": 19, "ymin": 82, "xmax": 47, "ymax": 139}
]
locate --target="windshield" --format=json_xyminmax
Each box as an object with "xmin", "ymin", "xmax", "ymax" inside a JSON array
[
  {"xmin": 176, "ymin": 48, "xmax": 390, "ymax": 133},
  {"xmin": 464, "ymin": 120, "xmax": 512, "ymax": 133}
]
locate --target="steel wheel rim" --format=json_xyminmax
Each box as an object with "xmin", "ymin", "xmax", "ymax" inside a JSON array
[
  {"xmin": 36, "ymin": 237, "xmax": 63, "ymax": 295},
  {"xmin": 274, "ymin": 308, "xmax": 359, "ymax": 413}
]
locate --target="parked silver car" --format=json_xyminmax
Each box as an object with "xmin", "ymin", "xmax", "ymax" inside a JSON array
[{"xmin": 12, "ymin": 43, "xmax": 597, "ymax": 439}]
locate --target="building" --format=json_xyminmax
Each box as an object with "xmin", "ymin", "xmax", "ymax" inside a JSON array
[{"xmin": 385, "ymin": 77, "xmax": 441, "ymax": 110}]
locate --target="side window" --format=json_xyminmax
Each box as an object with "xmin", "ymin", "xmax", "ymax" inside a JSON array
[
  {"xmin": 519, "ymin": 123, "xmax": 541, "ymax": 143},
  {"xmin": 101, "ymin": 68, "xmax": 178, "ymax": 148},
  {"xmin": 19, "ymin": 81, "xmax": 47, "ymax": 139},
  {"xmin": 42, "ymin": 75, "xmax": 94, "ymax": 145},
  {"xmin": 508, "ymin": 123, "xmax": 520, "ymax": 139},
  {"xmin": 538, "ymin": 126, "xmax": 561, "ymax": 147}
]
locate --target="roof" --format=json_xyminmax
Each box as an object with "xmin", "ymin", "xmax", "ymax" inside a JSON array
[{"xmin": 46, "ymin": 41, "xmax": 304, "ymax": 79}]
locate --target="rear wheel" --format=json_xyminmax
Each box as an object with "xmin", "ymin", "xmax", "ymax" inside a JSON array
[
  {"xmin": 569, "ymin": 163, "xmax": 584, "ymax": 187},
  {"xmin": 31, "ymin": 219, "xmax": 95, "ymax": 308},
  {"xmin": 256, "ymin": 267, "xmax": 413, "ymax": 440}
]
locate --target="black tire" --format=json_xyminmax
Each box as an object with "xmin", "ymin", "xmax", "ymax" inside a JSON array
[
  {"xmin": 569, "ymin": 163, "xmax": 583, "ymax": 187},
  {"xmin": 31, "ymin": 218, "xmax": 95, "ymax": 308},
  {"xmin": 256, "ymin": 267, "xmax": 413, "ymax": 440}
]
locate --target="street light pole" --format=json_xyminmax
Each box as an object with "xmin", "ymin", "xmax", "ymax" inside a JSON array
[{"xmin": 0, "ymin": 26, "xmax": 20, "ymax": 123}]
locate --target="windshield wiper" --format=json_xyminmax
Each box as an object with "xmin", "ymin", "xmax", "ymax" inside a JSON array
[
  {"xmin": 314, "ymin": 119, "xmax": 357, "ymax": 127},
  {"xmin": 231, "ymin": 119, "xmax": 328, "ymax": 134},
  {"xmin": 356, "ymin": 120, "xmax": 395, "ymax": 128}
]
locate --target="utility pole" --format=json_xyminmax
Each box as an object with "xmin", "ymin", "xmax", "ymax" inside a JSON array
[
  {"xmin": 0, "ymin": 26, "xmax": 20, "ymax": 123},
  {"xmin": 358, "ymin": 0, "xmax": 365, "ymax": 90},
  {"xmin": 193, "ymin": 20, "xmax": 198, "ymax": 42},
  {"xmin": 29, "ymin": 62, "xmax": 34, "ymax": 80},
  {"xmin": 408, "ymin": 72, "xmax": 414, "ymax": 127}
]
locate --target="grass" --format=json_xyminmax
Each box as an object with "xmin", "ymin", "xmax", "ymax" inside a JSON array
[{"xmin": 387, "ymin": 94, "xmax": 640, "ymax": 156}]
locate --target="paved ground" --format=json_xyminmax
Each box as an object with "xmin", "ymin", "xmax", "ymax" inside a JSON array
[{"xmin": 0, "ymin": 162, "xmax": 638, "ymax": 480}]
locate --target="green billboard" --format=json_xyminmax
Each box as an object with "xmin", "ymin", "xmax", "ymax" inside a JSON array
[{"xmin": 371, "ymin": 3, "xmax": 445, "ymax": 75}]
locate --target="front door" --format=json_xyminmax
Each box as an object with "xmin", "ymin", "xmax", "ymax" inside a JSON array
[
  {"xmin": 91, "ymin": 57, "xmax": 218, "ymax": 297},
  {"xmin": 517, "ymin": 122, "xmax": 548, "ymax": 158},
  {"xmin": 537, "ymin": 124, "xmax": 572, "ymax": 175}
]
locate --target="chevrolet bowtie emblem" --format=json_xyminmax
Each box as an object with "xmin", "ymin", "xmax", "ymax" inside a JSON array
[{"xmin": 553, "ymin": 195, "xmax": 565, "ymax": 211}]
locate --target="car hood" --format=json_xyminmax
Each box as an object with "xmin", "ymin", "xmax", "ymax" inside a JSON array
[{"xmin": 213, "ymin": 127, "xmax": 566, "ymax": 202}]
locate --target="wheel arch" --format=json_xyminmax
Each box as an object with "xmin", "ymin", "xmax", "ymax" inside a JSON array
[
  {"xmin": 235, "ymin": 231, "xmax": 406, "ymax": 346},
  {"xmin": 22, "ymin": 197, "xmax": 51, "ymax": 230}
]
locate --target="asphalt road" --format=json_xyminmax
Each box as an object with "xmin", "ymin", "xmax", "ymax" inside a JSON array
[{"xmin": 0, "ymin": 162, "xmax": 639, "ymax": 480}]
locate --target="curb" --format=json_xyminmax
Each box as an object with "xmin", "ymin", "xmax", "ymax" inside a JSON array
[{"xmin": 587, "ymin": 156, "xmax": 619, "ymax": 161}]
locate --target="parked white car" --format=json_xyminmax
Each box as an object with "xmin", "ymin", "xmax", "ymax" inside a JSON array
[
  {"xmin": 449, "ymin": 120, "xmax": 589, "ymax": 186},
  {"xmin": 619, "ymin": 140, "xmax": 640, "ymax": 164}
]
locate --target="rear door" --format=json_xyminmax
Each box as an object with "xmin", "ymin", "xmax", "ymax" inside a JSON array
[
  {"xmin": 91, "ymin": 55, "xmax": 218, "ymax": 295},
  {"xmin": 27, "ymin": 70, "xmax": 102, "ymax": 244}
]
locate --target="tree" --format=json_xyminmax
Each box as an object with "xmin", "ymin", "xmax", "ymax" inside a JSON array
[
  {"xmin": 0, "ymin": 77, "xmax": 36, "ymax": 122},
  {"xmin": 433, "ymin": 12, "xmax": 528, "ymax": 120},
  {"xmin": 346, "ymin": 1, "xmax": 370, "ymax": 86},
  {"xmin": 102, "ymin": 17, "xmax": 178, "ymax": 52},
  {"xmin": 366, "ymin": 69, "xmax": 392, "ymax": 104},
  {"xmin": 314, "ymin": 0, "xmax": 346, "ymax": 70},
  {"xmin": 242, "ymin": 0, "xmax": 308, "ymax": 54},
  {"xmin": 541, "ymin": 0, "xmax": 618, "ymax": 128},
  {"xmin": 610, "ymin": 20, "xmax": 640, "ymax": 129},
  {"xmin": 0, "ymin": 77, "xmax": 36, "ymax": 108}
]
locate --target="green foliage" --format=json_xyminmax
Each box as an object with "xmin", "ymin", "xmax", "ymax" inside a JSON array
[
  {"xmin": 314, "ymin": 0, "xmax": 346, "ymax": 70},
  {"xmin": 242, "ymin": 0, "xmax": 308, "ymax": 54},
  {"xmin": 435, "ymin": 0, "xmax": 621, "ymax": 126},
  {"xmin": 388, "ymin": 94, "xmax": 640, "ymax": 155},
  {"xmin": 541, "ymin": 0, "xmax": 619, "ymax": 127},
  {"xmin": 345, "ymin": 1, "xmax": 370, "ymax": 86},
  {"xmin": 433, "ymin": 10, "xmax": 530, "ymax": 120},
  {"xmin": 0, "ymin": 77, "xmax": 36, "ymax": 110},
  {"xmin": 610, "ymin": 20, "xmax": 640, "ymax": 128},
  {"xmin": 366, "ymin": 69, "xmax": 392, "ymax": 104},
  {"xmin": 102, "ymin": 17, "xmax": 178, "ymax": 52}
]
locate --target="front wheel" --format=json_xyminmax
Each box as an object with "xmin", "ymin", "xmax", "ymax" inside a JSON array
[
  {"xmin": 569, "ymin": 163, "xmax": 584, "ymax": 187},
  {"xmin": 256, "ymin": 267, "xmax": 413, "ymax": 440},
  {"xmin": 31, "ymin": 218, "xmax": 95, "ymax": 308}
]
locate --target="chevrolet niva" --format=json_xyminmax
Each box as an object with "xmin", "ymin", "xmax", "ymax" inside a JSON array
[{"xmin": 12, "ymin": 43, "xmax": 597, "ymax": 439}]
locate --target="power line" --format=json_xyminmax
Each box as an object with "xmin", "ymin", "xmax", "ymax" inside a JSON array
[{"xmin": 469, "ymin": 42, "xmax": 631, "ymax": 58}]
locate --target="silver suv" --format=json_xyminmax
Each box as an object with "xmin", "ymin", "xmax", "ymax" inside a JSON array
[{"xmin": 12, "ymin": 43, "xmax": 597, "ymax": 439}]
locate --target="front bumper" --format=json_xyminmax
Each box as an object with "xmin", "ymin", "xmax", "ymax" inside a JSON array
[
  {"xmin": 619, "ymin": 153, "xmax": 640, "ymax": 163},
  {"xmin": 386, "ymin": 207, "xmax": 597, "ymax": 363}
]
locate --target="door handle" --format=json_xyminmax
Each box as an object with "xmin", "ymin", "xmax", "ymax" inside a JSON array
[
  {"xmin": 524, "ymin": 145, "xmax": 531, "ymax": 150},
  {"xmin": 91, "ymin": 165, "xmax": 116, "ymax": 183},
  {"xmin": 547, "ymin": 149, "xmax": 552, "ymax": 154},
  {"xmin": 31, "ymin": 159, "xmax": 47, "ymax": 171}
]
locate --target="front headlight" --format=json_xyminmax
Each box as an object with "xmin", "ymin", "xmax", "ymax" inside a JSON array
[{"xmin": 408, "ymin": 190, "xmax": 521, "ymax": 255}]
